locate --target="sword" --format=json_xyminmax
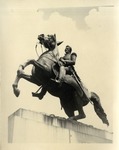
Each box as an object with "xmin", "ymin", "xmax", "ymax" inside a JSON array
[{"xmin": 71, "ymin": 70, "xmax": 93, "ymax": 105}]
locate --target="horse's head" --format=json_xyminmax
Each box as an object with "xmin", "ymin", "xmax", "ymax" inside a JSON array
[{"xmin": 38, "ymin": 34, "xmax": 63, "ymax": 50}]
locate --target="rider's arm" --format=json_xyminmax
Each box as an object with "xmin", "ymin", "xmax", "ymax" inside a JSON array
[{"xmin": 63, "ymin": 53, "xmax": 77, "ymax": 66}]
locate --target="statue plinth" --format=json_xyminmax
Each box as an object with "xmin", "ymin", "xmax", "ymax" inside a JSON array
[{"xmin": 8, "ymin": 108, "xmax": 112, "ymax": 143}]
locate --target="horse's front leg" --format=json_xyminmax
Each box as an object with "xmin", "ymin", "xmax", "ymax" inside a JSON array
[
  {"xmin": 12, "ymin": 75, "xmax": 21, "ymax": 97},
  {"xmin": 12, "ymin": 59, "xmax": 36, "ymax": 97}
]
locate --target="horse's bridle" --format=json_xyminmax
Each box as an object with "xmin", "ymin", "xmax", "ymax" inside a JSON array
[{"xmin": 38, "ymin": 34, "xmax": 59, "ymax": 63}]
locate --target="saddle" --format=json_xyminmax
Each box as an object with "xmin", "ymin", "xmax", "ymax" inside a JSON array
[{"xmin": 52, "ymin": 62, "xmax": 81, "ymax": 79}]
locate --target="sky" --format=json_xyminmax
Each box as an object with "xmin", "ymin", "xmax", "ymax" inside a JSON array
[{"xmin": 0, "ymin": 0, "xmax": 119, "ymax": 147}]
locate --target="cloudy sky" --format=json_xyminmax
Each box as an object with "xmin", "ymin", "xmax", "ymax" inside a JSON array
[{"xmin": 1, "ymin": 0, "xmax": 119, "ymax": 146}]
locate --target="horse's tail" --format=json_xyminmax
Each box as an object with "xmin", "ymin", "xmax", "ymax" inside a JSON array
[{"xmin": 90, "ymin": 92, "xmax": 109, "ymax": 126}]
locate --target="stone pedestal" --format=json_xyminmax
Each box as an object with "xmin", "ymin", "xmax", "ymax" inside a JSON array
[{"xmin": 8, "ymin": 108, "xmax": 112, "ymax": 143}]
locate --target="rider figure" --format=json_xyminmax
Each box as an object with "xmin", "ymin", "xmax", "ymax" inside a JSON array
[
  {"xmin": 55, "ymin": 45, "xmax": 77, "ymax": 83},
  {"xmin": 32, "ymin": 45, "xmax": 78, "ymax": 100}
]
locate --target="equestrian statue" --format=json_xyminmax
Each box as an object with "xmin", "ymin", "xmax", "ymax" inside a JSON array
[{"xmin": 12, "ymin": 34, "xmax": 109, "ymax": 126}]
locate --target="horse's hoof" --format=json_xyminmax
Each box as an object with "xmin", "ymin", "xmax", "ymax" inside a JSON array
[
  {"xmin": 67, "ymin": 117, "xmax": 77, "ymax": 121},
  {"xmin": 12, "ymin": 84, "xmax": 20, "ymax": 97},
  {"xmin": 14, "ymin": 89, "xmax": 20, "ymax": 97},
  {"xmin": 67, "ymin": 117, "xmax": 73, "ymax": 120},
  {"xmin": 75, "ymin": 114, "xmax": 86, "ymax": 120}
]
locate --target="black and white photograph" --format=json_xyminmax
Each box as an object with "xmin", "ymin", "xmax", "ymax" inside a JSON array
[{"xmin": 0, "ymin": 0, "xmax": 119, "ymax": 150}]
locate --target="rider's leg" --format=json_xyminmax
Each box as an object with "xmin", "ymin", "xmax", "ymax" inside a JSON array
[{"xmin": 55, "ymin": 66, "xmax": 66, "ymax": 83}]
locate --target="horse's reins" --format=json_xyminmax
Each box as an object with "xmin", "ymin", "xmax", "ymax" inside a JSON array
[{"xmin": 35, "ymin": 42, "xmax": 44, "ymax": 57}]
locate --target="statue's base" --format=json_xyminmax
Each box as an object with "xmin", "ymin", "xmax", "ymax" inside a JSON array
[{"xmin": 8, "ymin": 108, "xmax": 112, "ymax": 143}]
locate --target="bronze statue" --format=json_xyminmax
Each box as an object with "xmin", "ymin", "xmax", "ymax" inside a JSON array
[{"xmin": 12, "ymin": 34, "xmax": 109, "ymax": 126}]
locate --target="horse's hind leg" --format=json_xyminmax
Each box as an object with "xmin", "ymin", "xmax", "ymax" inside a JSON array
[
  {"xmin": 63, "ymin": 106, "xmax": 75, "ymax": 119},
  {"xmin": 66, "ymin": 106, "xmax": 86, "ymax": 121},
  {"xmin": 70, "ymin": 92, "xmax": 86, "ymax": 120},
  {"xmin": 74, "ymin": 109, "xmax": 86, "ymax": 120},
  {"xmin": 70, "ymin": 105, "xmax": 86, "ymax": 120}
]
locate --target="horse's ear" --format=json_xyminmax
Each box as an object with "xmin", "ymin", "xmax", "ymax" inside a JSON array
[
  {"xmin": 57, "ymin": 41, "xmax": 63, "ymax": 46},
  {"xmin": 54, "ymin": 34, "xmax": 56, "ymax": 39}
]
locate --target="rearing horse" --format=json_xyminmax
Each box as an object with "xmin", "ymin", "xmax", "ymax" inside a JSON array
[{"xmin": 12, "ymin": 34, "xmax": 109, "ymax": 125}]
